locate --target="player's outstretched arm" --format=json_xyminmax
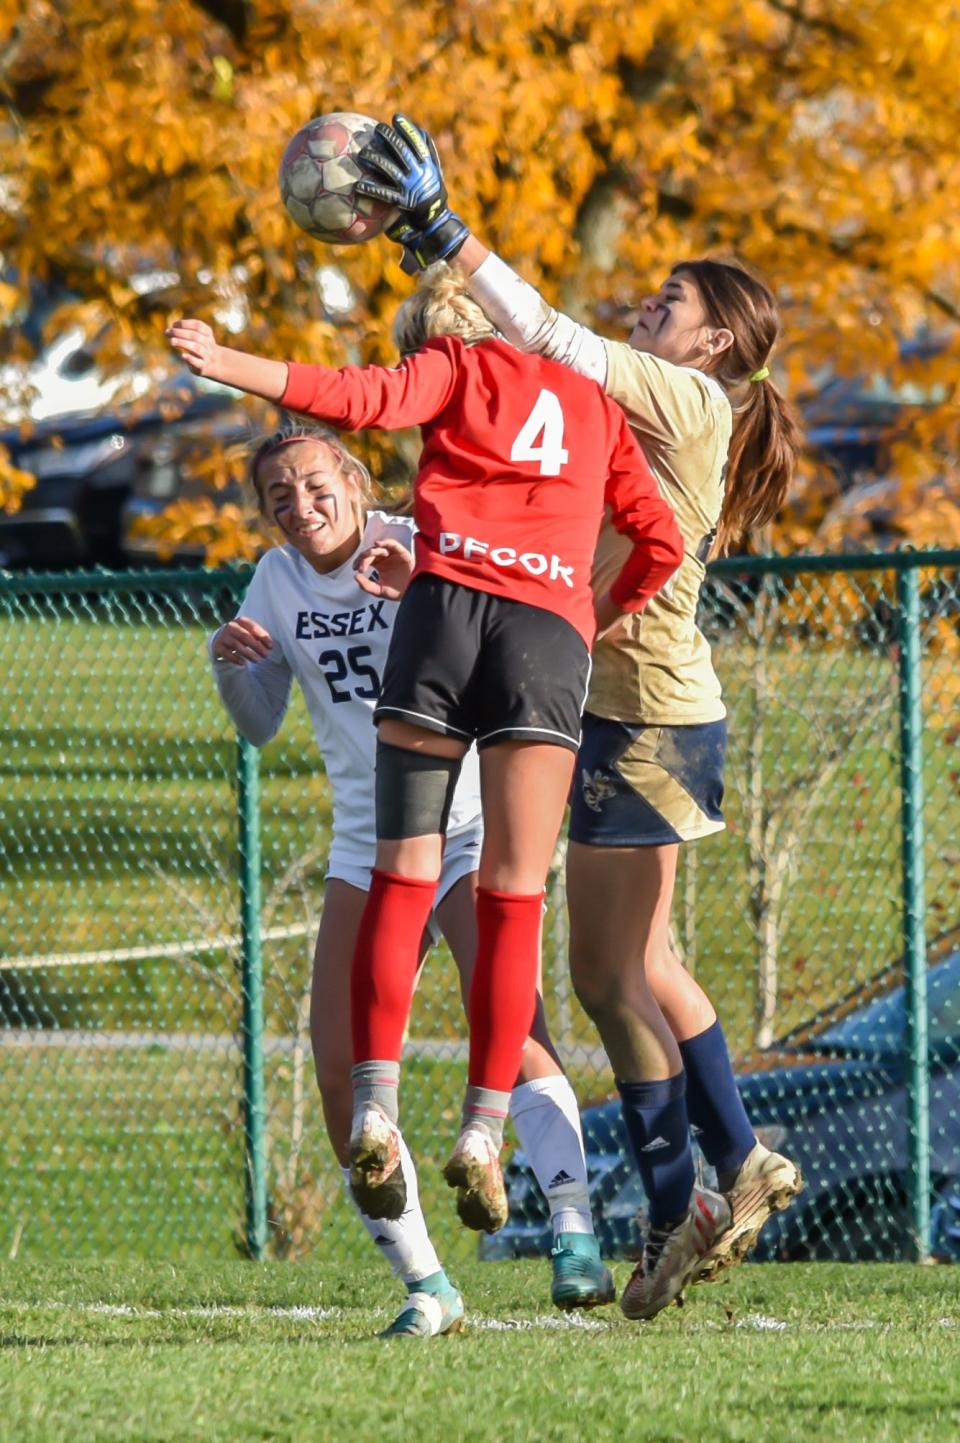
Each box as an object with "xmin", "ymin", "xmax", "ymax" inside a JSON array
[
  {"xmin": 357, "ymin": 115, "xmax": 607, "ymax": 382},
  {"xmin": 167, "ymin": 319, "xmax": 288, "ymax": 402},
  {"xmin": 464, "ymin": 248, "xmax": 608, "ymax": 383},
  {"xmin": 169, "ymin": 315, "xmax": 457, "ymax": 433}
]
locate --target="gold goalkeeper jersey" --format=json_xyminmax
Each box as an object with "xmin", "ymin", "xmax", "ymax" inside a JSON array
[{"xmin": 587, "ymin": 343, "xmax": 731, "ymax": 725}]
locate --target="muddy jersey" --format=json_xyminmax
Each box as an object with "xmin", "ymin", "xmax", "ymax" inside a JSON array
[
  {"xmin": 281, "ymin": 336, "xmax": 683, "ymax": 648},
  {"xmin": 209, "ymin": 512, "xmax": 482, "ymax": 862}
]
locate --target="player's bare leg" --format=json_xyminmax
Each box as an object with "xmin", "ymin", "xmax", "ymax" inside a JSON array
[
  {"xmin": 442, "ymin": 742, "xmax": 575, "ymax": 1234},
  {"xmin": 567, "ymin": 842, "xmax": 684, "ymax": 1080},
  {"xmin": 310, "ymin": 879, "xmax": 463, "ymax": 1337},
  {"xmin": 348, "ymin": 721, "xmax": 463, "ymax": 1221},
  {"xmin": 569, "ymin": 841, "xmax": 800, "ymax": 1305},
  {"xmin": 438, "ymin": 874, "xmax": 614, "ymax": 1309},
  {"xmin": 567, "ymin": 842, "xmax": 729, "ymax": 1316}
]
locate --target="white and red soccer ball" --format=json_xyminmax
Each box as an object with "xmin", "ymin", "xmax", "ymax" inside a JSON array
[{"xmin": 279, "ymin": 111, "xmax": 396, "ymax": 245}]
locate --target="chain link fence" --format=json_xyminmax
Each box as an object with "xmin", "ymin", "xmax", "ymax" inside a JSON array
[{"xmin": 2, "ymin": 554, "xmax": 959, "ymax": 1267}]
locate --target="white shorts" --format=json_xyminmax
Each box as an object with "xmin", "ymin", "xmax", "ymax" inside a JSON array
[{"xmin": 326, "ymin": 822, "xmax": 483, "ymax": 912}]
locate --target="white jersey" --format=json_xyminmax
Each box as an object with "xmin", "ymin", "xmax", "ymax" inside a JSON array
[{"xmin": 209, "ymin": 512, "xmax": 482, "ymax": 873}]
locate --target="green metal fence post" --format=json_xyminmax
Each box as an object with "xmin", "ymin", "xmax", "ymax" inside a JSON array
[
  {"xmin": 237, "ymin": 736, "xmax": 268, "ymax": 1261},
  {"xmin": 896, "ymin": 562, "xmax": 931, "ymax": 1261}
]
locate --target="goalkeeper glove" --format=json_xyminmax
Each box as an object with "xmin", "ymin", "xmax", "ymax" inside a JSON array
[{"xmin": 356, "ymin": 113, "xmax": 468, "ymax": 273}]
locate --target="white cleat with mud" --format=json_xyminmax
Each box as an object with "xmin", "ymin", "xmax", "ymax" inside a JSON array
[
  {"xmin": 348, "ymin": 1106, "xmax": 407, "ymax": 1222},
  {"xmin": 695, "ymin": 1142, "xmax": 804, "ymax": 1284},
  {"xmin": 442, "ymin": 1127, "xmax": 509, "ymax": 1234}
]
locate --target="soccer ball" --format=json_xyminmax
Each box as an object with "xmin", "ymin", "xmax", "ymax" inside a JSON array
[{"xmin": 279, "ymin": 112, "xmax": 396, "ymax": 245}]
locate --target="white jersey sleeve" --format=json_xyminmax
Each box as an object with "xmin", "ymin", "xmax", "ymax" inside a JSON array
[
  {"xmin": 208, "ymin": 565, "xmax": 293, "ymax": 745},
  {"xmin": 467, "ymin": 252, "xmax": 608, "ymax": 385}
]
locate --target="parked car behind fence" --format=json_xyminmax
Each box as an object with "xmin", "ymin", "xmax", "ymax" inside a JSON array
[
  {"xmin": 0, "ymin": 384, "xmax": 252, "ymax": 571},
  {"xmin": 482, "ymin": 946, "xmax": 960, "ymax": 1264}
]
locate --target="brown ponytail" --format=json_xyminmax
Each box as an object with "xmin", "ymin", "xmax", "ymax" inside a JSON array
[{"xmin": 673, "ymin": 260, "xmax": 803, "ymax": 556}]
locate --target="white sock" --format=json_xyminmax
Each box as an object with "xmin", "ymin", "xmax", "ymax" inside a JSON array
[
  {"xmin": 510, "ymin": 1075, "xmax": 594, "ymax": 1238},
  {"xmin": 339, "ymin": 1131, "xmax": 443, "ymax": 1286}
]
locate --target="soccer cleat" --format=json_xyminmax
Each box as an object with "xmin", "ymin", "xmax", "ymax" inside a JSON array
[
  {"xmin": 620, "ymin": 1185, "xmax": 731, "ymax": 1321},
  {"xmin": 348, "ymin": 1106, "xmax": 407, "ymax": 1221},
  {"xmin": 442, "ymin": 1127, "xmax": 509, "ymax": 1233},
  {"xmin": 695, "ymin": 1142, "xmax": 804, "ymax": 1284},
  {"xmin": 550, "ymin": 1232, "xmax": 616, "ymax": 1311},
  {"xmin": 379, "ymin": 1284, "xmax": 465, "ymax": 1339}
]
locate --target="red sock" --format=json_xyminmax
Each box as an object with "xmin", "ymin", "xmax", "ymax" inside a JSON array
[
  {"xmin": 350, "ymin": 869, "xmax": 438, "ymax": 1063},
  {"xmin": 468, "ymin": 888, "xmax": 542, "ymax": 1093}
]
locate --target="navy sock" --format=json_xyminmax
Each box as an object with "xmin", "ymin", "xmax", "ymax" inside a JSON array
[
  {"xmin": 680, "ymin": 1020, "xmax": 756, "ymax": 1177},
  {"xmin": 616, "ymin": 1073, "xmax": 695, "ymax": 1229}
]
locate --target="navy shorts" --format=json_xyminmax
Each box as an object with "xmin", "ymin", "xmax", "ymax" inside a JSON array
[
  {"xmin": 376, "ymin": 574, "xmax": 591, "ymax": 753},
  {"xmin": 568, "ymin": 711, "xmax": 726, "ymax": 846}
]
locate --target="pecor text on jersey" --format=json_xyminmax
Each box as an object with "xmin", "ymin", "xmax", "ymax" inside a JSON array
[{"xmin": 436, "ymin": 531, "xmax": 575, "ymax": 587}]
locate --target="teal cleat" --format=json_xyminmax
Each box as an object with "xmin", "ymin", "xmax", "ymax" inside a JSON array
[
  {"xmin": 379, "ymin": 1284, "xmax": 465, "ymax": 1338},
  {"xmin": 550, "ymin": 1232, "xmax": 616, "ymax": 1312}
]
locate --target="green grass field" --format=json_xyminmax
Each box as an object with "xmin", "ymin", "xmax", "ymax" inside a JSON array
[{"xmin": 1, "ymin": 1259, "xmax": 958, "ymax": 1443}]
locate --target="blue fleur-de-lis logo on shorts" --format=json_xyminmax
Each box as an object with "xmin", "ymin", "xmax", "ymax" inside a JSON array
[{"xmin": 581, "ymin": 768, "xmax": 616, "ymax": 813}]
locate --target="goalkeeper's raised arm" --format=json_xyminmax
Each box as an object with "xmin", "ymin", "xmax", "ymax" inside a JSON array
[
  {"xmin": 356, "ymin": 114, "xmax": 605, "ymax": 380},
  {"xmin": 459, "ymin": 239, "xmax": 608, "ymax": 385}
]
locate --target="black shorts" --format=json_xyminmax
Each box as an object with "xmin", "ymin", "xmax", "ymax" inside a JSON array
[
  {"xmin": 568, "ymin": 711, "xmax": 726, "ymax": 846},
  {"xmin": 375, "ymin": 574, "xmax": 590, "ymax": 752}
]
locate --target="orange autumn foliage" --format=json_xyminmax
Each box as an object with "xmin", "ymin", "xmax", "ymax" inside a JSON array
[{"xmin": 1, "ymin": 0, "xmax": 958, "ymax": 551}]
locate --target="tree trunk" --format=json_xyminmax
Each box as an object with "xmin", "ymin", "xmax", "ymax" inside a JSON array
[{"xmin": 754, "ymin": 870, "xmax": 786, "ymax": 1049}]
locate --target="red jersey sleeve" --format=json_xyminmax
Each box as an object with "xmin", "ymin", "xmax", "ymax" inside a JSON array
[
  {"xmin": 603, "ymin": 408, "xmax": 684, "ymax": 612},
  {"xmin": 281, "ymin": 337, "xmax": 460, "ymax": 431}
]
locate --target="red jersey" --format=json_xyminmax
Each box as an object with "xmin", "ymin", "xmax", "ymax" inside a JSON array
[{"xmin": 282, "ymin": 336, "xmax": 682, "ymax": 646}]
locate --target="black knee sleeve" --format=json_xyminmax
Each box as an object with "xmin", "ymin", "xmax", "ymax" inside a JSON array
[{"xmin": 375, "ymin": 740, "xmax": 463, "ymax": 840}]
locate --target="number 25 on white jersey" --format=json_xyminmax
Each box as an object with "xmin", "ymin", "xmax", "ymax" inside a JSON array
[{"xmin": 509, "ymin": 389, "xmax": 569, "ymax": 477}]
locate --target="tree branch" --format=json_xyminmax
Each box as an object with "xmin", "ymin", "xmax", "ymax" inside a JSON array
[
  {"xmin": 765, "ymin": 0, "xmax": 861, "ymax": 46},
  {"xmin": 190, "ymin": 0, "xmax": 251, "ymax": 44}
]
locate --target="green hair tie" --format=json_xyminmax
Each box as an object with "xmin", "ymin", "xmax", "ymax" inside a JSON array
[{"xmin": 749, "ymin": 366, "xmax": 770, "ymax": 383}]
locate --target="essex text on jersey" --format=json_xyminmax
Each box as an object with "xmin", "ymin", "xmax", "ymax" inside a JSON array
[{"xmin": 294, "ymin": 600, "xmax": 390, "ymax": 640}]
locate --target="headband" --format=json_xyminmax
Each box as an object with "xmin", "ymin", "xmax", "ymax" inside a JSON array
[{"xmin": 255, "ymin": 435, "xmax": 312, "ymax": 464}]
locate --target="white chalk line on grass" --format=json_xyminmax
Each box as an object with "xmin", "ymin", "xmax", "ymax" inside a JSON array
[
  {"xmin": 3, "ymin": 1300, "xmax": 957, "ymax": 1335},
  {"xmin": 736, "ymin": 1313, "xmax": 958, "ymax": 1334},
  {"xmin": 0, "ymin": 1299, "xmax": 613, "ymax": 1333}
]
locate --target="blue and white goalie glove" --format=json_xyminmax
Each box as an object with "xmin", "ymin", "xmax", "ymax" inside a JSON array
[{"xmin": 356, "ymin": 113, "xmax": 468, "ymax": 274}]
